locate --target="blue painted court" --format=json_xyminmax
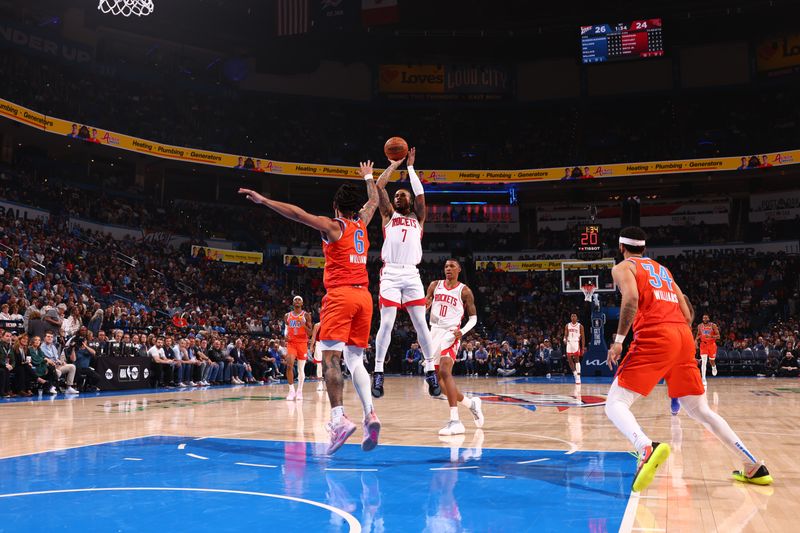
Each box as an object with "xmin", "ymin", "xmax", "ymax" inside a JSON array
[{"xmin": 0, "ymin": 435, "xmax": 636, "ymax": 532}]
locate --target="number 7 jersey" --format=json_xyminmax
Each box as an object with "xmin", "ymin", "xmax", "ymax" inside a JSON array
[
  {"xmin": 382, "ymin": 211, "xmax": 422, "ymax": 266},
  {"xmin": 626, "ymin": 257, "xmax": 686, "ymax": 331}
]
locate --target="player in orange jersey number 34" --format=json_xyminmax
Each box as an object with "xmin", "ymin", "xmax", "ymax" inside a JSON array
[{"xmin": 604, "ymin": 226, "xmax": 773, "ymax": 492}]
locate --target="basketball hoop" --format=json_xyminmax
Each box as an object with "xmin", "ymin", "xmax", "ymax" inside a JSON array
[
  {"xmin": 580, "ymin": 283, "xmax": 596, "ymax": 302},
  {"xmin": 98, "ymin": 0, "xmax": 154, "ymax": 17}
]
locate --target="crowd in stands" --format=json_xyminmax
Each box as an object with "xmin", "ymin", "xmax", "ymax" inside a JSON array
[
  {"xmin": 2, "ymin": 47, "xmax": 800, "ymax": 171},
  {"xmin": 1, "ymin": 208, "xmax": 797, "ymax": 397}
]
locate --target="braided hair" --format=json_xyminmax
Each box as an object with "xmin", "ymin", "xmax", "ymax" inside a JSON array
[{"xmin": 333, "ymin": 183, "xmax": 364, "ymax": 219}]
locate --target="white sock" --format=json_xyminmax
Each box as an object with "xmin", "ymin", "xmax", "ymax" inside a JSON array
[
  {"xmin": 316, "ymin": 362, "xmax": 323, "ymax": 379},
  {"xmin": 576, "ymin": 362, "xmax": 581, "ymax": 375},
  {"xmin": 345, "ymin": 346, "xmax": 374, "ymax": 418},
  {"xmin": 331, "ymin": 405, "xmax": 344, "ymax": 425},
  {"xmin": 374, "ymin": 306, "xmax": 397, "ymax": 373},
  {"xmin": 679, "ymin": 393, "xmax": 758, "ymax": 466},
  {"xmin": 289, "ymin": 383, "xmax": 295, "ymax": 392},
  {"xmin": 297, "ymin": 361, "xmax": 305, "ymax": 390},
  {"xmin": 701, "ymin": 354, "xmax": 708, "ymax": 379},
  {"xmin": 407, "ymin": 305, "xmax": 437, "ymax": 372},
  {"xmin": 604, "ymin": 379, "xmax": 651, "ymax": 455},
  {"xmin": 459, "ymin": 397, "xmax": 473, "ymax": 409},
  {"xmin": 450, "ymin": 407, "xmax": 459, "ymax": 421}
]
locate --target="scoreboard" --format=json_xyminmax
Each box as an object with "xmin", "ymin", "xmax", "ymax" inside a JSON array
[
  {"xmin": 580, "ymin": 19, "xmax": 664, "ymax": 64},
  {"xmin": 575, "ymin": 224, "xmax": 602, "ymax": 260}
]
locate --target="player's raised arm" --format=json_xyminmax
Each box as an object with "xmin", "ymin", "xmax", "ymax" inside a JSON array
[
  {"xmin": 238, "ymin": 188, "xmax": 343, "ymax": 241},
  {"xmin": 406, "ymin": 147, "xmax": 426, "ymax": 224},
  {"xmin": 374, "ymin": 159, "xmax": 400, "ymax": 224},
  {"xmin": 362, "ymin": 159, "xmax": 402, "ymax": 225}
]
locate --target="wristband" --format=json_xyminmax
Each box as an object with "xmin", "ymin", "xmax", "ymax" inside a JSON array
[
  {"xmin": 614, "ymin": 334, "xmax": 626, "ymax": 344},
  {"xmin": 364, "ymin": 173, "xmax": 374, "ymax": 181}
]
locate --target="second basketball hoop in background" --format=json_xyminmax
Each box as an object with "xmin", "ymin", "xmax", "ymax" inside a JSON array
[{"xmin": 98, "ymin": 0, "xmax": 154, "ymax": 17}]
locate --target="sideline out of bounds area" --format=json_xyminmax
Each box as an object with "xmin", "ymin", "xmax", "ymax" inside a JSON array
[{"xmin": 1, "ymin": 97, "xmax": 797, "ymax": 184}]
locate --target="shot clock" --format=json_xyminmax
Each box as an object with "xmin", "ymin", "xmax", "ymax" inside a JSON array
[{"xmin": 575, "ymin": 224, "xmax": 603, "ymax": 260}]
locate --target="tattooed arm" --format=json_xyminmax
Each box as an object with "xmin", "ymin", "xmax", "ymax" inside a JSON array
[{"xmin": 607, "ymin": 262, "xmax": 639, "ymax": 369}]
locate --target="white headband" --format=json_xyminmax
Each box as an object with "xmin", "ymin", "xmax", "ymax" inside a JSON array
[
  {"xmin": 619, "ymin": 236, "xmax": 646, "ymax": 247},
  {"xmin": 293, "ymin": 296, "xmax": 303, "ymax": 302}
]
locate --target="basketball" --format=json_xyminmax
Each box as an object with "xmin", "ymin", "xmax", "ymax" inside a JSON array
[{"xmin": 384, "ymin": 136, "xmax": 409, "ymax": 161}]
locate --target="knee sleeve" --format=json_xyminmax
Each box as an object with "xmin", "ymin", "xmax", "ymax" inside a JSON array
[
  {"xmin": 604, "ymin": 380, "xmax": 640, "ymax": 416},
  {"xmin": 344, "ymin": 346, "xmax": 366, "ymax": 372}
]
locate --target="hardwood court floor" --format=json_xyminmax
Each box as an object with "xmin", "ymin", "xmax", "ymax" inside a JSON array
[{"xmin": 0, "ymin": 375, "xmax": 796, "ymax": 532}]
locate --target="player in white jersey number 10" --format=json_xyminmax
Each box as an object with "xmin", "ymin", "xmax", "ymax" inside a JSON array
[
  {"xmin": 426, "ymin": 259, "xmax": 484, "ymax": 436},
  {"xmin": 371, "ymin": 147, "xmax": 441, "ymax": 399}
]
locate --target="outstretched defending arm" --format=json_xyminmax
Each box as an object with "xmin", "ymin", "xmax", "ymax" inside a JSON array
[
  {"xmin": 238, "ymin": 188, "xmax": 343, "ymax": 242},
  {"xmin": 406, "ymin": 148, "xmax": 426, "ymax": 224},
  {"xmin": 365, "ymin": 159, "xmax": 403, "ymax": 225}
]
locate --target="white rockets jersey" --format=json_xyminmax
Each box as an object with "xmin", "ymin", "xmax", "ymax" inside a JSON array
[
  {"xmin": 382, "ymin": 211, "xmax": 423, "ymax": 266},
  {"xmin": 566, "ymin": 322, "xmax": 582, "ymax": 343},
  {"xmin": 430, "ymin": 280, "xmax": 465, "ymax": 330}
]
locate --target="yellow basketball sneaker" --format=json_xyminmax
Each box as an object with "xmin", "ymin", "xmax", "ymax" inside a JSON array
[
  {"xmin": 732, "ymin": 463, "xmax": 773, "ymax": 485},
  {"xmin": 632, "ymin": 442, "xmax": 671, "ymax": 492}
]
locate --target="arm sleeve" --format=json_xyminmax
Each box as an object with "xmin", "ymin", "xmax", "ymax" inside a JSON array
[
  {"xmin": 407, "ymin": 165, "xmax": 425, "ymax": 197},
  {"xmin": 460, "ymin": 315, "xmax": 478, "ymax": 336}
]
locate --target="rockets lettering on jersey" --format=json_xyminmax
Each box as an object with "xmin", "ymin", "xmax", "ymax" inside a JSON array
[
  {"xmin": 430, "ymin": 281, "xmax": 465, "ymax": 329},
  {"xmin": 567, "ymin": 323, "xmax": 581, "ymax": 342},
  {"xmin": 382, "ymin": 211, "xmax": 422, "ymax": 265}
]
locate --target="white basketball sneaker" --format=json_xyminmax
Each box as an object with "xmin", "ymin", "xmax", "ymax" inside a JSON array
[
  {"xmin": 438, "ymin": 420, "xmax": 466, "ymax": 436},
  {"xmin": 286, "ymin": 388, "xmax": 296, "ymax": 401},
  {"xmin": 468, "ymin": 397, "xmax": 485, "ymax": 428},
  {"xmin": 711, "ymin": 365, "xmax": 718, "ymax": 377}
]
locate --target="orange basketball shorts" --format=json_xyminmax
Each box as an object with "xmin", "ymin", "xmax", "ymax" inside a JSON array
[
  {"xmin": 319, "ymin": 286, "xmax": 373, "ymax": 348},
  {"xmin": 700, "ymin": 342, "xmax": 718, "ymax": 359},
  {"xmin": 616, "ymin": 324, "xmax": 705, "ymax": 398},
  {"xmin": 286, "ymin": 340, "xmax": 308, "ymax": 360}
]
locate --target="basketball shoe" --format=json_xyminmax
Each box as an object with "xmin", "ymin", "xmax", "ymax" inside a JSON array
[
  {"xmin": 439, "ymin": 420, "xmax": 466, "ymax": 436},
  {"xmin": 670, "ymin": 398, "xmax": 680, "ymax": 416},
  {"xmin": 712, "ymin": 365, "xmax": 718, "ymax": 377},
  {"xmin": 732, "ymin": 463, "xmax": 773, "ymax": 485},
  {"xmin": 361, "ymin": 410, "xmax": 381, "ymax": 451},
  {"xmin": 468, "ymin": 397, "xmax": 484, "ymax": 428},
  {"xmin": 371, "ymin": 372, "xmax": 384, "ymax": 398},
  {"xmin": 326, "ymin": 415, "xmax": 357, "ymax": 455},
  {"xmin": 632, "ymin": 442, "xmax": 671, "ymax": 492},
  {"xmin": 426, "ymin": 371, "xmax": 442, "ymax": 396}
]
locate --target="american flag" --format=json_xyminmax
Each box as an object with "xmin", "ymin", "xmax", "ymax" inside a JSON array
[{"xmin": 276, "ymin": 0, "xmax": 309, "ymax": 36}]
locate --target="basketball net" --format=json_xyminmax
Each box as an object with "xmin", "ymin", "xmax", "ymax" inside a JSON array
[
  {"xmin": 98, "ymin": 0, "xmax": 154, "ymax": 17},
  {"xmin": 580, "ymin": 283, "xmax": 596, "ymax": 302}
]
